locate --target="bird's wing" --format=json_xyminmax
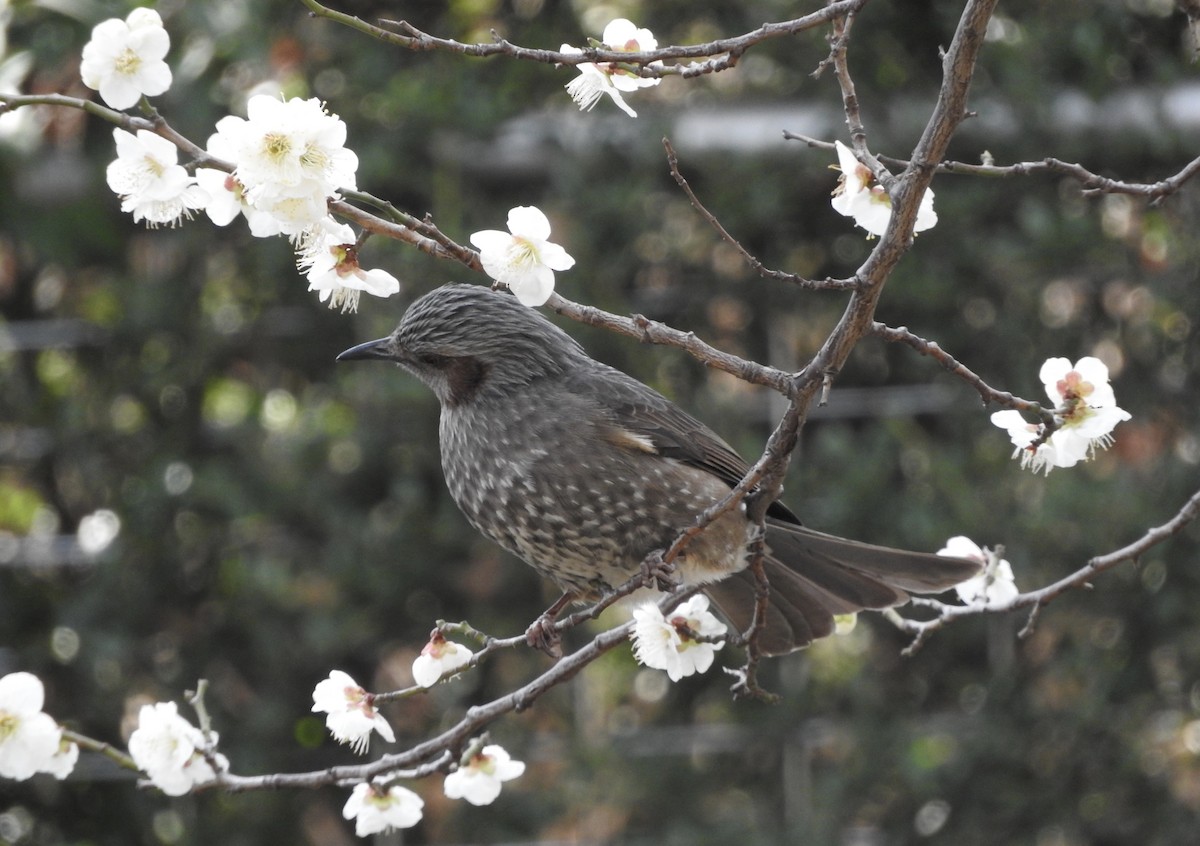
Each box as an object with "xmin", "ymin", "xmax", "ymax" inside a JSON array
[{"xmin": 562, "ymin": 363, "xmax": 802, "ymax": 524}]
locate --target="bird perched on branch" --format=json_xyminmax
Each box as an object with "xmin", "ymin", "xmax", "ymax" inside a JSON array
[{"xmin": 338, "ymin": 284, "xmax": 979, "ymax": 656}]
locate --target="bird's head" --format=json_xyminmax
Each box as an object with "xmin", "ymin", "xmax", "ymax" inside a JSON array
[{"xmin": 336, "ymin": 283, "xmax": 587, "ymax": 406}]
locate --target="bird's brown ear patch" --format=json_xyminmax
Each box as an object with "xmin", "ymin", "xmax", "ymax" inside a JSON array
[
  {"xmin": 445, "ymin": 357, "xmax": 489, "ymax": 406},
  {"xmin": 602, "ymin": 426, "xmax": 659, "ymax": 455}
]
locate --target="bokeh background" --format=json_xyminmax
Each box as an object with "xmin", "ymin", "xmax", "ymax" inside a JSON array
[{"xmin": 2, "ymin": 0, "xmax": 1199, "ymax": 843}]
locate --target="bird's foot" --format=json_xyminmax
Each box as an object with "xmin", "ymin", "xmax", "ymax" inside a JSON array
[
  {"xmin": 525, "ymin": 614, "xmax": 563, "ymax": 658},
  {"xmin": 525, "ymin": 591, "xmax": 574, "ymax": 658},
  {"xmin": 640, "ymin": 551, "xmax": 679, "ymax": 592}
]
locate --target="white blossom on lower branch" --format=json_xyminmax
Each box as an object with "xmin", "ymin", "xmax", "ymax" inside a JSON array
[
  {"xmin": 0, "ymin": 672, "xmax": 74, "ymax": 781},
  {"xmin": 342, "ymin": 782, "xmax": 424, "ymax": 836},
  {"xmin": 443, "ymin": 743, "xmax": 526, "ymax": 806},
  {"xmin": 631, "ymin": 594, "xmax": 727, "ymax": 682},
  {"xmin": 938, "ymin": 536, "xmax": 1019, "ymax": 608},
  {"xmin": 127, "ymin": 701, "xmax": 227, "ymax": 796},
  {"xmin": 311, "ymin": 670, "xmax": 395, "ymax": 754},
  {"xmin": 411, "ymin": 632, "xmax": 474, "ymax": 688}
]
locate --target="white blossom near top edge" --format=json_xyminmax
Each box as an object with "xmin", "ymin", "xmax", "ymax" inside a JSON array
[
  {"xmin": 126, "ymin": 701, "xmax": 227, "ymax": 796},
  {"xmin": 938, "ymin": 536, "xmax": 1019, "ymax": 608},
  {"xmin": 443, "ymin": 744, "xmax": 526, "ymax": 806},
  {"xmin": 80, "ymin": 7, "xmax": 172, "ymax": 110},
  {"xmin": 0, "ymin": 672, "xmax": 65, "ymax": 781},
  {"xmin": 831, "ymin": 140, "xmax": 937, "ymax": 237},
  {"xmin": 311, "ymin": 670, "xmax": 395, "ymax": 754},
  {"xmin": 342, "ymin": 782, "xmax": 424, "ymax": 836},
  {"xmin": 631, "ymin": 594, "xmax": 727, "ymax": 682},
  {"xmin": 561, "ymin": 18, "xmax": 662, "ymax": 118},
  {"xmin": 411, "ymin": 633, "xmax": 474, "ymax": 688},
  {"xmin": 105, "ymin": 128, "xmax": 208, "ymax": 227},
  {"xmin": 991, "ymin": 356, "xmax": 1131, "ymax": 475},
  {"xmin": 469, "ymin": 206, "xmax": 575, "ymax": 307}
]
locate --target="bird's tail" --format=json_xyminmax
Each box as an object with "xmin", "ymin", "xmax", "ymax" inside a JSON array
[{"xmin": 705, "ymin": 521, "xmax": 982, "ymax": 656}]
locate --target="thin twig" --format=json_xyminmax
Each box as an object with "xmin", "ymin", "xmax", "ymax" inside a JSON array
[
  {"xmin": 871, "ymin": 321, "xmax": 1056, "ymax": 425},
  {"xmin": 784, "ymin": 132, "xmax": 1200, "ymax": 201},
  {"xmin": 299, "ymin": 0, "xmax": 868, "ymax": 78},
  {"xmin": 892, "ymin": 485, "xmax": 1200, "ymax": 654},
  {"xmin": 662, "ymin": 137, "xmax": 859, "ymax": 292}
]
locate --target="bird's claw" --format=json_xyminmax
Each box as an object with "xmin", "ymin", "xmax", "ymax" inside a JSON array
[
  {"xmin": 641, "ymin": 551, "xmax": 679, "ymax": 592},
  {"xmin": 525, "ymin": 615, "xmax": 563, "ymax": 658}
]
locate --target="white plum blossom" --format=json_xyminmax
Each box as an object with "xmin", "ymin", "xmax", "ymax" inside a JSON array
[
  {"xmin": 195, "ymin": 127, "xmax": 282, "ymax": 237},
  {"xmin": 631, "ymin": 595, "xmax": 727, "ymax": 682},
  {"xmin": 0, "ymin": 672, "xmax": 64, "ymax": 781},
  {"xmin": 991, "ymin": 356, "xmax": 1131, "ymax": 475},
  {"xmin": 209, "ymin": 95, "xmax": 358, "ymax": 235},
  {"xmin": 938, "ymin": 536, "xmax": 1019, "ymax": 608},
  {"xmin": 311, "ymin": 670, "xmax": 395, "ymax": 754},
  {"xmin": 229, "ymin": 95, "xmax": 358, "ymax": 192},
  {"xmin": 469, "ymin": 206, "xmax": 575, "ymax": 306},
  {"xmin": 831, "ymin": 140, "xmax": 937, "ymax": 237},
  {"xmin": 105, "ymin": 128, "xmax": 208, "ymax": 227},
  {"xmin": 40, "ymin": 736, "xmax": 80, "ymax": 780},
  {"xmin": 80, "ymin": 7, "xmax": 172, "ymax": 110},
  {"xmin": 127, "ymin": 701, "xmax": 227, "ymax": 796},
  {"xmin": 295, "ymin": 218, "xmax": 400, "ymax": 313},
  {"xmin": 411, "ymin": 632, "xmax": 474, "ymax": 688},
  {"xmin": 443, "ymin": 744, "xmax": 526, "ymax": 806},
  {"xmin": 989, "ymin": 410, "xmax": 1057, "ymax": 474},
  {"xmin": 342, "ymin": 782, "xmax": 424, "ymax": 836},
  {"xmin": 561, "ymin": 18, "xmax": 662, "ymax": 118}
]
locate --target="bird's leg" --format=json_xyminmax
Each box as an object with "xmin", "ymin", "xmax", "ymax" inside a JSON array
[
  {"xmin": 640, "ymin": 550, "xmax": 679, "ymax": 592},
  {"xmin": 525, "ymin": 591, "xmax": 575, "ymax": 658}
]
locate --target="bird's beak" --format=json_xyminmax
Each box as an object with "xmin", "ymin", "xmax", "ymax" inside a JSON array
[{"xmin": 336, "ymin": 337, "xmax": 394, "ymax": 362}]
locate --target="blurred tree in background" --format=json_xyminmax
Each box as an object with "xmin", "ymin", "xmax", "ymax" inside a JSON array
[{"xmin": 1, "ymin": 0, "xmax": 1199, "ymax": 843}]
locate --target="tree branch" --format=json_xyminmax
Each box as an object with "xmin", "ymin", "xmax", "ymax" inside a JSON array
[
  {"xmin": 892, "ymin": 484, "xmax": 1200, "ymax": 654},
  {"xmin": 662, "ymin": 137, "xmax": 859, "ymax": 292},
  {"xmin": 784, "ymin": 132, "xmax": 1200, "ymax": 201},
  {"xmin": 299, "ymin": 0, "xmax": 869, "ymax": 78}
]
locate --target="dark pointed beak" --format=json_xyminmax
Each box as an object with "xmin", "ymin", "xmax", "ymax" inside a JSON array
[{"xmin": 336, "ymin": 337, "xmax": 394, "ymax": 362}]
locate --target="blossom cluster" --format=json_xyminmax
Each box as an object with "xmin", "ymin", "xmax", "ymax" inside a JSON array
[
  {"xmin": 80, "ymin": 7, "xmax": 397, "ymax": 312},
  {"xmin": 0, "ymin": 672, "xmax": 78, "ymax": 781},
  {"xmin": 991, "ymin": 357, "xmax": 1131, "ymax": 475},
  {"xmin": 311, "ymin": 668, "xmax": 525, "ymax": 835}
]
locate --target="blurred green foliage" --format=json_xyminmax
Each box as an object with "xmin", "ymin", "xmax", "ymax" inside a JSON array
[{"xmin": 1, "ymin": 0, "xmax": 1199, "ymax": 844}]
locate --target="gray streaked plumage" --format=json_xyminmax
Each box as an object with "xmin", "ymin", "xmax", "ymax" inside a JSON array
[{"xmin": 338, "ymin": 283, "xmax": 980, "ymax": 655}]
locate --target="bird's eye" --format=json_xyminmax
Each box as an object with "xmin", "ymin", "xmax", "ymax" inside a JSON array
[{"xmin": 418, "ymin": 353, "xmax": 447, "ymax": 368}]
